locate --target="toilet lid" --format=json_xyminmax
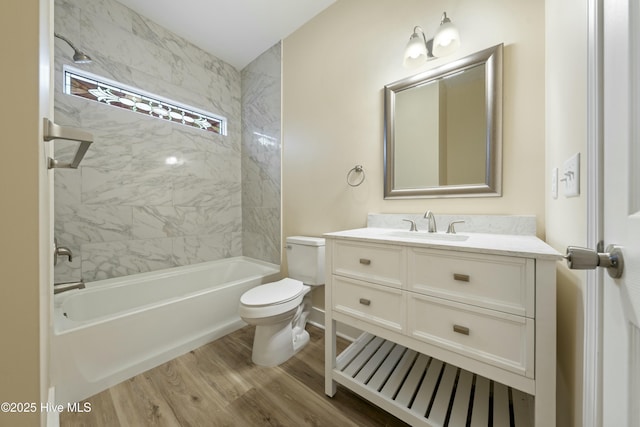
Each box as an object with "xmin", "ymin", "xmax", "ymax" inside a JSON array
[{"xmin": 240, "ymin": 278, "xmax": 304, "ymax": 307}]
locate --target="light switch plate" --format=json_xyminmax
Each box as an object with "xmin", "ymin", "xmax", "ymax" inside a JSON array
[
  {"xmin": 551, "ymin": 168, "xmax": 558, "ymax": 199},
  {"xmin": 563, "ymin": 153, "xmax": 580, "ymax": 197}
]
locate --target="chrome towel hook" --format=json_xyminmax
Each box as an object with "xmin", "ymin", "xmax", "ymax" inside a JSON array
[{"xmin": 347, "ymin": 165, "xmax": 365, "ymax": 187}]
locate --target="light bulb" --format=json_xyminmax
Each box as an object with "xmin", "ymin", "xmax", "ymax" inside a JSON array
[{"xmin": 403, "ymin": 28, "xmax": 428, "ymax": 68}]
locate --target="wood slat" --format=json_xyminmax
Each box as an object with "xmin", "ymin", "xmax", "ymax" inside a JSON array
[
  {"xmin": 336, "ymin": 332, "xmax": 376, "ymax": 371},
  {"xmin": 334, "ymin": 333, "xmax": 540, "ymax": 427},
  {"xmin": 428, "ymin": 363, "xmax": 458, "ymax": 425},
  {"xmin": 493, "ymin": 381, "xmax": 511, "ymax": 427},
  {"xmin": 367, "ymin": 344, "xmax": 406, "ymax": 391},
  {"xmin": 380, "ymin": 349, "xmax": 418, "ymax": 399},
  {"xmin": 355, "ymin": 339, "xmax": 395, "ymax": 383},
  {"xmin": 470, "ymin": 376, "xmax": 490, "ymax": 427},
  {"xmin": 343, "ymin": 336, "xmax": 385, "ymax": 377},
  {"xmin": 395, "ymin": 353, "xmax": 430, "ymax": 407},
  {"xmin": 410, "ymin": 358, "xmax": 443, "ymax": 416},
  {"xmin": 447, "ymin": 369, "xmax": 474, "ymax": 427}
]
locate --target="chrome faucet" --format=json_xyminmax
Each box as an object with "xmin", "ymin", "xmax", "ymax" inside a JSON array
[
  {"xmin": 54, "ymin": 239, "xmax": 73, "ymax": 266},
  {"xmin": 423, "ymin": 210, "xmax": 437, "ymax": 233}
]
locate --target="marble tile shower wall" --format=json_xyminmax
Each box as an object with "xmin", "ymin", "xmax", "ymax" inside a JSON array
[
  {"xmin": 241, "ymin": 43, "xmax": 282, "ymax": 265},
  {"xmin": 53, "ymin": 0, "xmax": 278, "ymax": 282}
]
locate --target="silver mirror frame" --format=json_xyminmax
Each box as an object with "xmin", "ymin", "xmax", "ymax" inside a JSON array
[{"xmin": 384, "ymin": 43, "xmax": 503, "ymax": 199}]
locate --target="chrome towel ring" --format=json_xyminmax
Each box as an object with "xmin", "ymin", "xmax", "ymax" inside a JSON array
[{"xmin": 347, "ymin": 165, "xmax": 365, "ymax": 187}]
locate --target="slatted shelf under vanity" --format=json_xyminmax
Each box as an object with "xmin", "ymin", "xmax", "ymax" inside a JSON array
[{"xmin": 333, "ymin": 333, "xmax": 534, "ymax": 427}]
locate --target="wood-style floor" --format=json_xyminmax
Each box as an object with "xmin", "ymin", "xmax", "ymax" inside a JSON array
[{"xmin": 60, "ymin": 325, "xmax": 409, "ymax": 427}]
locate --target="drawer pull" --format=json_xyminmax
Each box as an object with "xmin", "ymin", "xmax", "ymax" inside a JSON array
[
  {"xmin": 453, "ymin": 325, "xmax": 470, "ymax": 335},
  {"xmin": 453, "ymin": 273, "xmax": 470, "ymax": 282},
  {"xmin": 359, "ymin": 258, "xmax": 371, "ymax": 265},
  {"xmin": 359, "ymin": 298, "xmax": 371, "ymax": 306}
]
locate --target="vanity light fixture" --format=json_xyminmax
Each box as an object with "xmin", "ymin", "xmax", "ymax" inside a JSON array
[
  {"xmin": 403, "ymin": 12, "xmax": 460, "ymax": 68},
  {"xmin": 432, "ymin": 12, "xmax": 461, "ymax": 57},
  {"xmin": 403, "ymin": 26, "xmax": 432, "ymax": 68}
]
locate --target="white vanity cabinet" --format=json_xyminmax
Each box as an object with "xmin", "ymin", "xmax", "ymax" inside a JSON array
[{"xmin": 324, "ymin": 229, "xmax": 561, "ymax": 427}]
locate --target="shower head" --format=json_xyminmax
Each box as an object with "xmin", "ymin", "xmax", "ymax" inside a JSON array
[{"xmin": 54, "ymin": 33, "xmax": 92, "ymax": 64}]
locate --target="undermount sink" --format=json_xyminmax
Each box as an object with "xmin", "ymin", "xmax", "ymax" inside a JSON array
[{"xmin": 382, "ymin": 230, "xmax": 469, "ymax": 242}]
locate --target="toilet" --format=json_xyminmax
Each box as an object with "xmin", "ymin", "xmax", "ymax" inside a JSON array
[{"xmin": 238, "ymin": 236, "xmax": 325, "ymax": 367}]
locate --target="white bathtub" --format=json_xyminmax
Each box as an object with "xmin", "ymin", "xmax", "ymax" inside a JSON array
[{"xmin": 51, "ymin": 256, "xmax": 279, "ymax": 404}]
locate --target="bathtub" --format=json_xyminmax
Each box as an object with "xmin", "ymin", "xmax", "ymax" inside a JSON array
[{"xmin": 51, "ymin": 256, "xmax": 280, "ymax": 404}]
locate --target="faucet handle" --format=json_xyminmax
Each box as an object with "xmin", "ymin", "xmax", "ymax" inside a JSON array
[
  {"xmin": 446, "ymin": 220, "xmax": 466, "ymax": 234},
  {"xmin": 402, "ymin": 219, "xmax": 418, "ymax": 231}
]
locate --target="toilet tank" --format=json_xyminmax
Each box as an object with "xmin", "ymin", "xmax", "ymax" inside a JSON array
[{"xmin": 286, "ymin": 236, "xmax": 325, "ymax": 285}]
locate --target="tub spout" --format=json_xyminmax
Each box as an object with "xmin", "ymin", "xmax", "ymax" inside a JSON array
[
  {"xmin": 54, "ymin": 280, "xmax": 85, "ymax": 294},
  {"xmin": 54, "ymin": 238, "xmax": 73, "ymax": 265}
]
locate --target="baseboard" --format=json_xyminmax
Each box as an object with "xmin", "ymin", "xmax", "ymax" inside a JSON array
[{"xmin": 308, "ymin": 306, "xmax": 362, "ymax": 342}]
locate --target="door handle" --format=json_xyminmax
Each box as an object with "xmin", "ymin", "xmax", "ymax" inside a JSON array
[{"xmin": 564, "ymin": 244, "xmax": 624, "ymax": 278}]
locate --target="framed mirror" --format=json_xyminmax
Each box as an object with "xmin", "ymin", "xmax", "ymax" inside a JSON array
[{"xmin": 384, "ymin": 44, "xmax": 503, "ymax": 198}]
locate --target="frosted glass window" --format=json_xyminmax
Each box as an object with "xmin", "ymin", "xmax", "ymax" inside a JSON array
[{"xmin": 63, "ymin": 67, "xmax": 226, "ymax": 135}]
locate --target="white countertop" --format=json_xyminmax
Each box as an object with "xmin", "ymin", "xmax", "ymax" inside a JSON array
[{"xmin": 324, "ymin": 228, "xmax": 563, "ymax": 261}]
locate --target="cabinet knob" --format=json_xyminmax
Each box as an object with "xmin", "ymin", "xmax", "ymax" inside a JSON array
[
  {"xmin": 359, "ymin": 298, "xmax": 371, "ymax": 306},
  {"xmin": 453, "ymin": 325, "xmax": 470, "ymax": 335},
  {"xmin": 359, "ymin": 258, "xmax": 371, "ymax": 265}
]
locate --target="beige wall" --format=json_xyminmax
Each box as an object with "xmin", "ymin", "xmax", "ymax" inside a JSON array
[
  {"xmin": 545, "ymin": 0, "xmax": 588, "ymax": 426},
  {"xmin": 283, "ymin": 0, "xmax": 545, "ymax": 241},
  {"xmin": 0, "ymin": 1, "xmax": 51, "ymax": 426}
]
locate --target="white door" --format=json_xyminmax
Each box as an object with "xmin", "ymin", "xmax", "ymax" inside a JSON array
[{"xmin": 602, "ymin": 0, "xmax": 640, "ymax": 425}]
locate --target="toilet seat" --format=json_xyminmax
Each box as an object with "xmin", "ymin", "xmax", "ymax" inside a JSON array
[
  {"xmin": 240, "ymin": 278, "xmax": 304, "ymax": 307},
  {"xmin": 239, "ymin": 279, "xmax": 310, "ymax": 320}
]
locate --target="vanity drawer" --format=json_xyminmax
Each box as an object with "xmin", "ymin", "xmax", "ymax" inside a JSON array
[
  {"xmin": 409, "ymin": 248, "xmax": 535, "ymax": 317},
  {"xmin": 332, "ymin": 276, "xmax": 405, "ymax": 333},
  {"xmin": 332, "ymin": 241, "xmax": 405, "ymax": 288},
  {"xmin": 408, "ymin": 293, "xmax": 534, "ymax": 378}
]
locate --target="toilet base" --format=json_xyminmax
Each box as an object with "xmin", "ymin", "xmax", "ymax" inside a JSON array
[
  {"xmin": 252, "ymin": 319, "xmax": 307, "ymax": 367},
  {"xmin": 245, "ymin": 289, "xmax": 314, "ymax": 367}
]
